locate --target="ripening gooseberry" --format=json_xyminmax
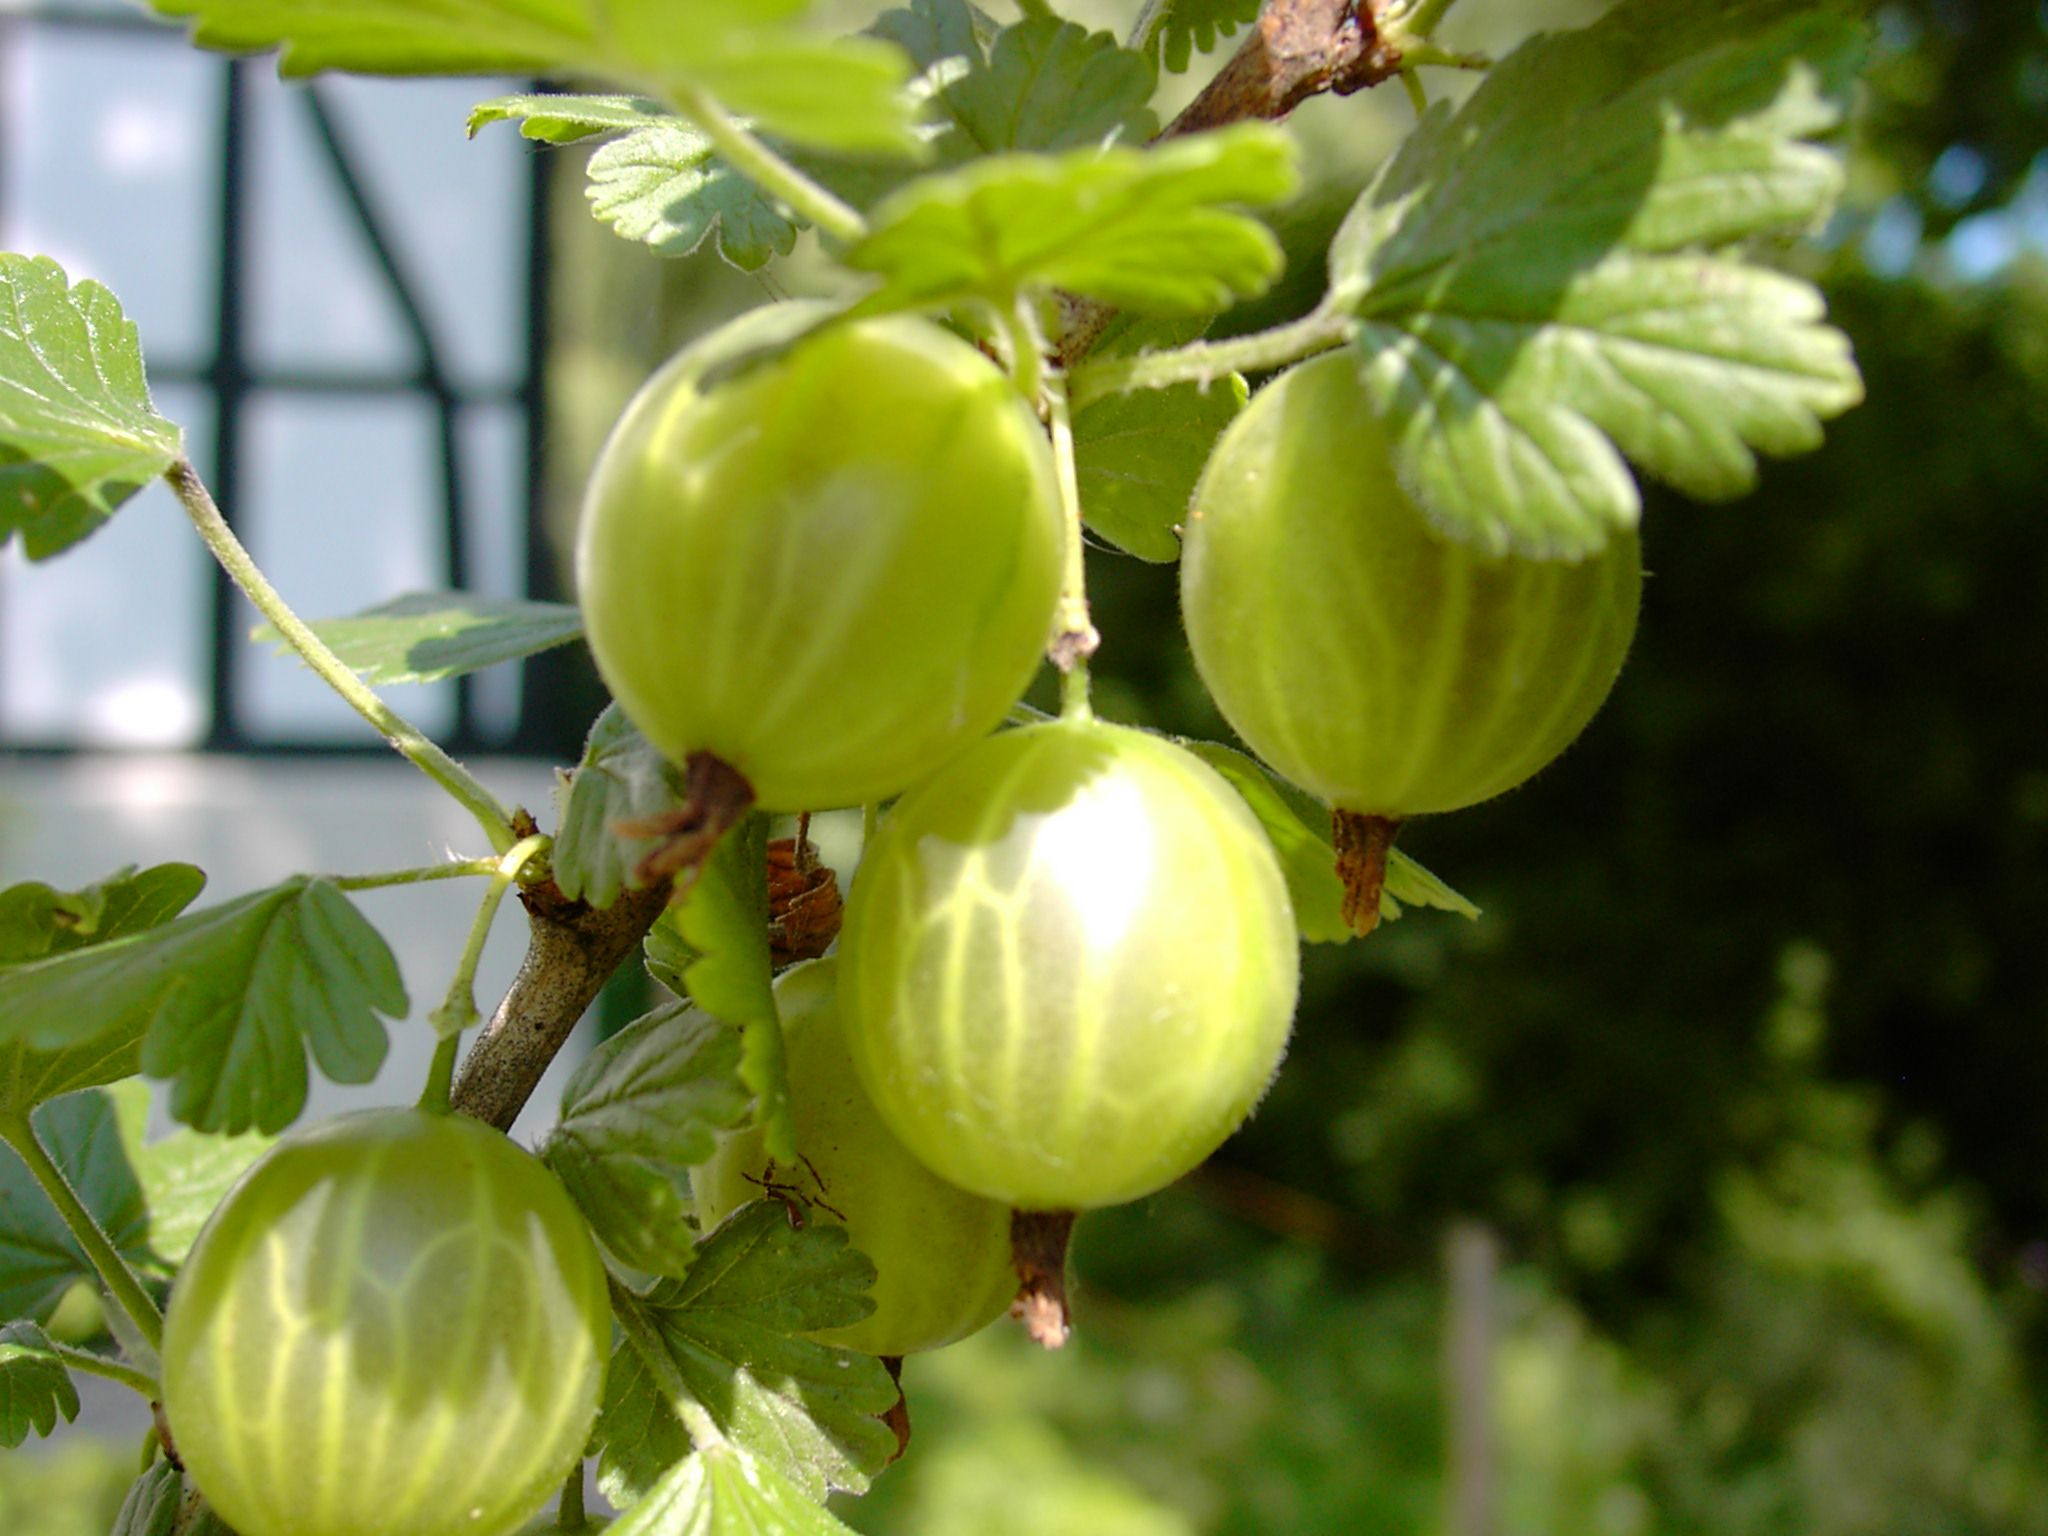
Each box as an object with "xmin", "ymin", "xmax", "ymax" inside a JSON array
[
  {"xmin": 839, "ymin": 718, "xmax": 1300, "ymax": 1213},
  {"xmin": 1180, "ymin": 351, "xmax": 1641, "ymax": 928},
  {"xmin": 692, "ymin": 958, "xmax": 1016, "ymax": 1356},
  {"xmin": 576, "ymin": 312, "xmax": 1064, "ymax": 812},
  {"xmin": 161, "ymin": 1109, "xmax": 609, "ymax": 1536}
]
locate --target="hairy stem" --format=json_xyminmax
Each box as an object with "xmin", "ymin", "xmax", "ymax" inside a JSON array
[
  {"xmin": 670, "ymin": 86, "xmax": 866, "ymax": 247},
  {"xmin": 1067, "ymin": 303, "xmax": 1353, "ymax": 408},
  {"xmin": 329, "ymin": 859, "xmax": 502, "ymax": 892},
  {"xmin": 427, "ymin": 835, "xmax": 552, "ymax": 1044},
  {"xmin": 45, "ymin": 1339, "xmax": 159, "ymax": 1400},
  {"xmin": 0, "ymin": 1113, "xmax": 163, "ymax": 1360},
  {"xmin": 167, "ymin": 459, "xmax": 517, "ymax": 854},
  {"xmin": 1044, "ymin": 374, "xmax": 1097, "ymax": 715}
]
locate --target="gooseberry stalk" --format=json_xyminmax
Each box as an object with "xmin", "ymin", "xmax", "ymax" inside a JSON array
[
  {"xmin": 0, "ymin": 1112, "xmax": 164, "ymax": 1360},
  {"xmin": 166, "ymin": 459, "xmax": 519, "ymax": 855},
  {"xmin": 1045, "ymin": 373, "xmax": 1096, "ymax": 720}
]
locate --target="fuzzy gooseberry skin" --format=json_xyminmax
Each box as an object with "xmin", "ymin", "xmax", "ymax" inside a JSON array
[
  {"xmin": 161, "ymin": 1109, "xmax": 610, "ymax": 1536},
  {"xmin": 692, "ymin": 959, "xmax": 1016, "ymax": 1356},
  {"xmin": 840, "ymin": 719, "xmax": 1300, "ymax": 1211},
  {"xmin": 1181, "ymin": 352, "xmax": 1642, "ymax": 818},
  {"xmin": 576, "ymin": 314, "xmax": 1064, "ymax": 811}
]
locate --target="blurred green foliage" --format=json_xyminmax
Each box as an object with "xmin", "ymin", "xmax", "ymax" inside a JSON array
[{"xmin": 10, "ymin": 1, "xmax": 2048, "ymax": 1531}]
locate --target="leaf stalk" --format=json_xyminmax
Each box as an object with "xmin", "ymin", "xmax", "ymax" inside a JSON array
[
  {"xmin": 1066, "ymin": 302, "xmax": 1354, "ymax": 409},
  {"xmin": 425, "ymin": 834, "xmax": 552, "ymax": 1112},
  {"xmin": 0, "ymin": 1112, "xmax": 164, "ymax": 1362},
  {"xmin": 166, "ymin": 459, "xmax": 518, "ymax": 854},
  {"xmin": 670, "ymin": 86, "xmax": 867, "ymax": 247},
  {"xmin": 1044, "ymin": 375, "xmax": 1096, "ymax": 719}
]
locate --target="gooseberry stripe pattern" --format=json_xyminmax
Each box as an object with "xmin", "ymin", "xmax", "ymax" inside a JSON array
[
  {"xmin": 163, "ymin": 1112, "xmax": 608, "ymax": 1536},
  {"xmin": 1183, "ymin": 353, "xmax": 1642, "ymax": 818},
  {"xmin": 841, "ymin": 721, "xmax": 1299, "ymax": 1211}
]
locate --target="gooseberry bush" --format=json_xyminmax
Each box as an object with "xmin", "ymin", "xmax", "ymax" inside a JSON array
[{"xmin": 0, "ymin": 0, "xmax": 1865, "ymax": 1531}]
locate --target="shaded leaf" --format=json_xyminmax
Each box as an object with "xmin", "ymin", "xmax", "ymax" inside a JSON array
[
  {"xmin": 873, "ymin": 2, "xmax": 1156, "ymax": 159},
  {"xmin": 0, "ymin": 865, "xmax": 208, "ymax": 1117},
  {"xmin": 255, "ymin": 591, "xmax": 583, "ymax": 685},
  {"xmin": 0, "ymin": 1321, "xmax": 79, "ymax": 1447},
  {"xmin": 1328, "ymin": 0, "xmax": 1866, "ymax": 557},
  {"xmin": 675, "ymin": 817, "xmax": 792, "ymax": 1163},
  {"xmin": 0, "ymin": 879, "xmax": 407, "ymax": 1134},
  {"xmin": 0, "ymin": 1085, "xmax": 152, "ymax": 1325},
  {"xmin": 0, "ymin": 255, "xmax": 182, "ymax": 561},
  {"xmin": 588, "ymin": 122, "xmax": 803, "ymax": 270},
  {"xmin": 1073, "ymin": 375, "xmax": 1245, "ymax": 561},
  {"xmin": 608, "ymin": 1441, "xmax": 860, "ymax": 1535},
  {"xmin": 597, "ymin": 1204, "xmax": 895, "ymax": 1506},
  {"xmin": 847, "ymin": 124, "xmax": 1298, "ymax": 315},
  {"xmin": 1147, "ymin": 0, "xmax": 1260, "ymax": 73},
  {"xmin": 554, "ymin": 704, "xmax": 687, "ymax": 911},
  {"xmin": 544, "ymin": 1001, "xmax": 751, "ymax": 1276},
  {"xmin": 110, "ymin": 1459, "xmax": 184, "ymax": 1536}
]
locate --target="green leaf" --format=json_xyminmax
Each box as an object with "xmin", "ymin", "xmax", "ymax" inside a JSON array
[
  {"xmin": 0, "ymin": 865, "xmax": 207, "ymax": 1119},
  {"xmin": 109, "ymin": 1460, "xmax": 235, "ymax": 1536},
  {"xmin": 0, "ymin": 254, "xmax": 182, "ymax": 561},
  {"xmin": 643, "ymin": 916, "xmax": 699, "ymax": 998},
  {"xmin": 1327, "ymin": 0, "xmax": 1866, "ymax": 558},
  {"xmin": 674, "ymin": 817, "xmax": 792, "ymax": 1163},
  {"xmin": 474, "ymin": 91, "xmax": 806, "ymax": 268},
  {"xmin": 1382, "ymin": 848, "xmax": 1481, "ymax": 924},
  {"xmin": 544, "ymin": 1000, "xmax": 751, "ymax": 1276},
  {"xmin": 588, "ymin": 122, "xmax": 803, "ymax": 270},
  {"xmin": 110, "ymin": 1459, "xmax": 184, "ymax": 1536},
  {"xmin": 0, "ymin": 864, "xmax": 207, "ymax": 968},
  {"xmin": 846, "ymin": 124, "xmax": 1299, "ymax": 315},
  {"xmin": 0, "ymin": 1086, "xmax": 151, "ymax": 1325},
  {"xmin": 132, "ymin": 1124, "xmax": 273, "ymax": 1268},
  {"xmin": 0, "ymin": 879, "xmax": 407, "ymax": 1135},
  {"xmin": 687, "ymin": 32, "xmax": 926, "ymax": 157},
  {"xmin": 254, "ymin": 592, "xmax": 583, "ymax": 685},
  {"xmin": 1073, "ymin": 374, "xmax": 1245, "ymax": 561},
  {"xmin": 874, "ymin": 3, "xmax": 1157, "ymax": 159},
  {"xmin": 1179, "ymin": 739, "xmax": 1477, "ymax": 940},
  {"xmin": 597, "ymin": 1204, "xmax": 896, "ymax": 1507},
  {"xmin": 145, "ymin": 0, "xmax": 920, "ymax": 155},
  {"xmin": 0, "ymin": 1321, "xmax": 79, "ymax": 1447},
  {"xmin": 607, "ymin": 1442, "xmax": 860, "ymax": 1535},
  {"xmin": 1147, "ymin": 0, "xmax": 1260, "ymax": 73},
  {"xmin": 554, "ymin": 705, "xmax": 687, "ymax": 911},
  {"xmin": 469, "ymin": 91, "xmax": 673, "ymax": 145}
]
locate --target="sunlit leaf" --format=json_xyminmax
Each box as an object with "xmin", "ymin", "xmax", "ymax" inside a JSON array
[
  {"xmin": 0, "ymin": 255, "xmax": 181, "ymax": 560},
  {"xmin": 597, "ymin": 1204, "xmax": 895, "ymax": 1506},
  {"xmin": 1327, "ymin": 0, "xmax": 1865, "ymax": 557}
]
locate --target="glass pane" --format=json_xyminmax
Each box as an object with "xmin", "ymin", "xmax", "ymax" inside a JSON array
[
  {"xmin": 234, "ymin": 390, "xmax": 454, "ymax": 740},
  {"xmin": 0, "ymin": 384, "xmax": 215, "ymax": 747},
  {"xmin": 0, "ymin": 25, "xmax": 221, "ymax": 368},
  {"xmin": 324, "ymin": 76, "xmax": 532, "ymax": 392},
  {"xmin": 244, "ymin": 74, "xmax": 418, "ymax": 378},
  {"xmin": 458, "ymin": 401, "xmax": 531, "ymax": 742}
]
